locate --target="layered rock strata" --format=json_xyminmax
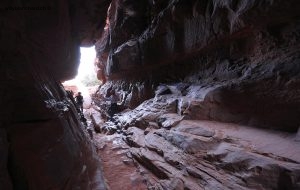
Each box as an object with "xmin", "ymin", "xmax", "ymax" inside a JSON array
[
  {"xmin": 1, "ymin": 0, "xmax": 110, "ymax": 189},
  {"xmin": 96, "ymin": 0, "xmax": 300, "ymax": 131},
  {"xmin": 92, "ymin": 85, "xmax": 300, "ymax": 189},
  {"xmin": 92, "ymin": 2, "xmax": 300, "ymax": 187}
]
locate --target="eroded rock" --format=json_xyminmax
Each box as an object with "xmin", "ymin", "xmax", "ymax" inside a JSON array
[
  {"xmin": 105, "ymin": 96, "xmax": 300, "ymax": 189},
  {"xmin": 91, "ymin": 111, "xmax": 104, "ymax": 133},
  {"xmin": 173, "ymin": 120, "xmax": 215, "ymax": 138},
  {"xmin": 124, "ymin": 127, "xmax": 145, "ymax": 148},
  {"xmin": 157, "ymin": 113, "xmax": 183, "ymax": 129}
]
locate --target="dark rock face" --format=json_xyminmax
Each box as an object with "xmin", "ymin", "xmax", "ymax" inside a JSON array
[
  {"xmin": 0, "ymin": 130, "xmax": 12, "ymax": 189},
  {"xmin": 1, "ymin": 0, "xmax": 300, "ymax": 189},
  {"xmin": 99, "ymin": 0, "xmax": 300, "ymax": 79},
  {"xmin": 93, "ymin": 80, "xmax": 155, "ymax": 110},
  {"xmin": 95, "ymin": 0, "xmax": 150, "ymax": 79},
  {"xmin": 0, "ymin": 0, "xmax": 110, "ymax": 189},
  {"xmin": 96, "ymin": 0, "xmax": 300, "ymax": 131}
]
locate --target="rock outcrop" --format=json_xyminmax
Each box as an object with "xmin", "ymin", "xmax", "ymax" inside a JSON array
[
  {"xmin": 1, "ymin": 0, "xmax": 300, "ymax": 189},
  {"xmin": 92, "ymin": 85, "xmax": 300, "ymax": 189},
  {"xmin": 96, "ymin": 0, "xmax": 300, "ymax": 131},
  {"xmin": 91, "ymin": 1, "xmax": 300, "ymax": 188},
  {"xmin": 1, "ymin": 0, "xmax": 110, "ymax": 189}
]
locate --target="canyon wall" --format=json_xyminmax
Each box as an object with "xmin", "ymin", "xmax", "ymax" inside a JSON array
[
  {"xmin": 0, "ymin": 0, "xmax": 110, "ymax": 189},
  {"xmin": 92, "ymin": 1, "xmax": 300, "ymax": 189},
  {"xmin": 1, "ymin": 0, "xmax": 300, "ymax": 189},
  {"xmin": 96, "ymin": 0, "xmax": 300, "ymax": 131}
]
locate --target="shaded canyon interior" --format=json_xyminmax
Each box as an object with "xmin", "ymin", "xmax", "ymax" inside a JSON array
[{"xmin": 1, "ymin": 0, "xmax": 300, "ymax": 189}]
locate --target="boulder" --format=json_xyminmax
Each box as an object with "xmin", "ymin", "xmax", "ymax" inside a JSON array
[
  {"xmin": 90, "ymin": 112, "xmax": 104, "ymax": 133},
  {"xmin": 124, "ymin": 127, "xmax": 146, "ymax": 148},
  {"xmin": 157, "ymin": 113, "xmax": 183, "ymax": 129},
  {"xmin": 173, "ymin": 120, "xmax": 215, "ymax": 138}
]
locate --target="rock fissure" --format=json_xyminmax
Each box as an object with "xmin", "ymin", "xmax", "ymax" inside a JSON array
[{"xmin": 2, "ymin": 0, "xmax": 300, "ymax": 189}]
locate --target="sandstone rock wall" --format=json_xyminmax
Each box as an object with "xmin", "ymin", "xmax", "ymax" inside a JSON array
[
  {"xmin": 95, "ymin": 87, "xmax": 300, "ymax": 190},
  {"xmin": 96, "ymin": 0, "xmax": 300, "ymax": 131},
  {"xmin": 0, "ymin": 0, "xmax": 110, "ymax": 189},
  {"xmin": 93, "ymin": 80, "xmax": 155, "ymax": 110},
  {"xmin": 1, "ymin": 0, "xmax": 300, "ymax": 188}
]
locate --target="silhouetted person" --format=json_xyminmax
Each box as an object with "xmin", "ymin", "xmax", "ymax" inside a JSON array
[{"xmin": 75, "ymin": 92, "xmax": 84, "ymax": 113}]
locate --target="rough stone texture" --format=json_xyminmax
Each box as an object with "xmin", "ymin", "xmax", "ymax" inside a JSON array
[
  {"xmin": 124, "ymin": 127, "xmax": 146, "ymax": 148},
  {"xmin": 95, "ymin": 0, "xmax": 150, "ymax": 81},
  {"xmin": 107, "ymin": 96, "xmax": 300, "ymax": 189},
  {"xmin": 1, "ymin": 76, "xmax": 108, "ymax": 190},
  {"xmin": 157, "ymin": 113, "xmax": 183, "ymax": 129},
  {"xmin": 94, "ymin": 134, "xmax": 148, "ymax": 190},
  {"xmin": 0, "ymin": 0, "xmax": 110, "ymax": 189},
  {"xmin": 95, "ymin": 0, "xmax": 300, "ymax": 131},
  {"xmin": 93, "ymin": 80, "xmax": 155, "ymax": 110},
  {"xmin": 98, "ymin": 0, "xmax": 300, "ymax": 80},
  {"xmin": 91, "ymin": 111, "xmax": 104, "ymax": 133},
  {"xmin": 93, "ymin": 0, "xmax": 300, "ymax": 189},
  {"xmin": 173, "ymin": 120, "xmax": 215, "ymax": 137},
  {"xmin": 117, "ymin": 94, "xmax": 178, "ymax": 128},
  {"xmin": 2, "ymin": 0, "xmax": 300, "ymax": 189},
  {"xmin": 90, "ymin": 78, "xmax": 300, "ymax": 189}
]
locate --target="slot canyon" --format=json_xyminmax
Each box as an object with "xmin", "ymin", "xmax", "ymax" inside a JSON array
[{"xmin": 1, "ymin": 0, "xmax": 300, "ymax": 189}]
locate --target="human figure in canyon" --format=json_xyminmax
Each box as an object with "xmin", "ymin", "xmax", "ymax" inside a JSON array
[{"xmin": 75, "ymin": 92, "xmax": 84, "ymax": 113}]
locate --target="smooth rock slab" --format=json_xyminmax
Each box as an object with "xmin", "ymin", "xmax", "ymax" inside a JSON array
[
  {"xmin": 157, "ymin": 113, "xmax": 183, "ymax": 129},
  {"xmin": 145, "ymin": 131, "xmax": 187, "ymax": 169},
  {"xmin": 173, "ymin": 120, "xmax": 215, "ymax": 137},
  {"xmin": 124, "ymin": 127, "xmax": 146, "ymax": 148},
  {"xmin": 163, "ymin": 130, "xmax": 219, "ymax": 154},
  {"xmin": 130, "ymin": 148, "xmax": 170, "ymax": 179},
  {"xmin": 91, "ymin": 112, "xmax": 104, "ymax": 133},
  {"xmin": 206, "ymin": 142, "xmax": 300, "ymax": 190}
]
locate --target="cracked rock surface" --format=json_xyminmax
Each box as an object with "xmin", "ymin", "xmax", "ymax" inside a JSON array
[{"xmin": 92, "ymin": 84, "xmax": 300, "ymax": 189}]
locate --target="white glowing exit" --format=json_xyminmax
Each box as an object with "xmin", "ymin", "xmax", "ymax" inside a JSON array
[
  {"xmin": 77, "ymin": 46, "xmax": 96, "ymax": 81},
  {"xmin": 62, "ymin": 46, "xmax": 99, "ymax": 109}
]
